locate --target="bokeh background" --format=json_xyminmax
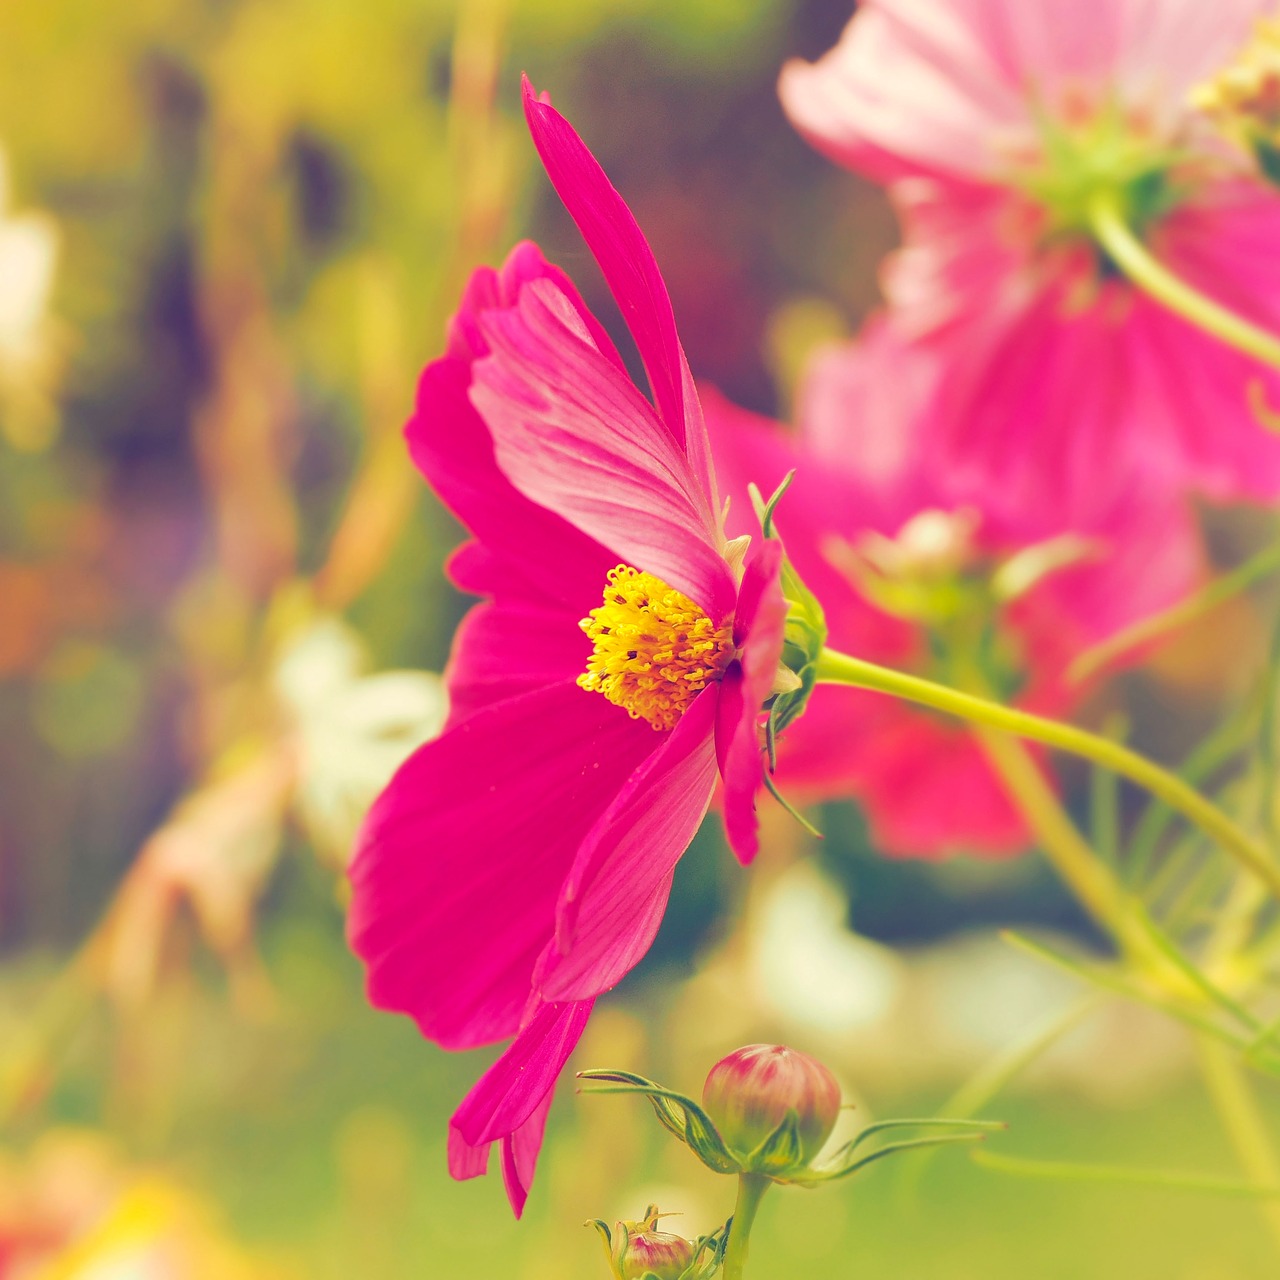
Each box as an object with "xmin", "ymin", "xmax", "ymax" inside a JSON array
[{"xmin": 2, "ymin": 1, "xmax": 1277, "ymax": 1275}]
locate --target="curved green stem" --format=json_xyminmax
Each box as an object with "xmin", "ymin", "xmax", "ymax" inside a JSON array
[
  {"xmin": 721, "ymin": 1174, "xmax": 771, "ymax": 1280},
  {"xmin": 1087, "ymin": 187, "xmax": 1280, "ymax": 376},
  {"xmin": 814, "ymin": 648, "xmax": 1280, "ymax": 900}
]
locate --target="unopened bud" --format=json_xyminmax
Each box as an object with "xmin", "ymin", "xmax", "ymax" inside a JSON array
[
  {"xmin": 592, "ymin": 1206, "xmax": 699, "ymax": 1280},
  {"xmin": 701, "ymin": 1044, "xmax": 841, "ymax": 1170}
]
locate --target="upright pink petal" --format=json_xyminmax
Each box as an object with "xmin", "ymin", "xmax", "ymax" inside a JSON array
[
  {"xmin": 410, "ymin": 247, "xmax": 617, "ymax": 613},
  {"xmin": 472, "ymin": 278, "xmax": 735, "ymax": 619},
  {"xmin": 521, "ymin": 76, "xmax": 719, "ymax": 511},
  {"xmin": 716, "ymin": 540, "xmax": 788, "ymax": 864},
  {"xmin": 538, "ymin": 690, "xmax": 720, "ymax": 1001},
  {"xmin": 448, "ymin": 998, "xmax": 594, "ymax": 1217},
  {"xmin": 349, "ymin": 681, "xmax": 655, "ymax": 1049}
]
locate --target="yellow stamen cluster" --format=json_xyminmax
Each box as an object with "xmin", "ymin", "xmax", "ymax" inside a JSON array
[
  {"xmin": 1193, "ymin": 20, "xmax": 1280, "ymax": 155},
  {"xmin": 578, "ymin": 565, "xmax": 735, "ymax": 732}
]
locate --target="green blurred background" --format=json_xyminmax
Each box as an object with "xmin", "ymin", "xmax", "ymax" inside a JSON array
[{"xmin": 1, "ymin": 1, "xmax": 1276, "ymax": 1275}]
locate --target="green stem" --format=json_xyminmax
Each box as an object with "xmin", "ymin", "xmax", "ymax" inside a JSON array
[
  {"xmin": 1087, "ymin": 187, "xmax": 1280, "ymax": 376},
  {"xmin": 721, "ymin": 1174, "xmax": 771, "ymax": 1280},
  {"xmin": 814, "ymin": 648, "xmax": 1280, "ymax": 901},
  {"xmin": 976, "ymin": 729, "xmax": 1133, "ymax": 940}
]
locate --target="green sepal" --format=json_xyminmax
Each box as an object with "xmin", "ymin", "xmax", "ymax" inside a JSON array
[
  {"xmin": 578, "ymin": 1069, "xmax": 741, "ymax": 1174},
  {"xmin": 747, "ymin": 476, "xmax": 829, "ymax": 760},
  {"xmin": 745, "ymin": 1107, "xmax": 806, "ymax": 1177}
]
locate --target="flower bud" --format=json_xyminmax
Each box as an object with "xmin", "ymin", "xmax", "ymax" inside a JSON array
[
  {"xmin": 592, "ymin": 1206, "xmax": 700, "ymax": 1280},
  {"xmin": 701, "ymin": 1044, "xmax": 841, "ymax": 1169}
]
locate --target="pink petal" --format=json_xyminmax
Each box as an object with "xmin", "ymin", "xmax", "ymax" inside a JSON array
[
  {"xmin": 471, "ymin": 277, "xmax": 735, "ymax": 620},
  {"xmin": 537, "ymin": 690, "xmax": 720, "ymax": 1002},
  {"xmin": 446, "ymin": 239, "xmax": 625, "ymax": 373},
  {"xmin": 778, "ymin": 0, "xmax": 1271, "ymax": 185},
  {"xmin": 521, "ymin": 77, "xmax": 719, "ymax": 510},
  {"xmin": 852, "ymin": 695, "xmax": 1037, "ymax": 857},
  {"xmin": 778, "ymin": 1, "xmax": 1029, "ymax": 184},
  {"xmin": 501, "ymin": 1088, "xmax": 555, "ymax": 1219},
  {"xmin": 716, "ymin": 539, "xmax": 787, "ymax": 864},
  {"xmin": 348, "ymin": 681, "xmax": 655, "ymax": 1049},
  {"xmin": 409, "ymin": 254, "xmax": 615, "ymax": 613},
  {"xmin": 443, "ymin": 596, "xmax": 591, "ymax": 728},
  {"xmin": 701, "ymin": 384, "xmax": 916, "ymax": 666},
  {"xmin": 448, "ymin": 998, "xmax": 594, "ymax": 1217}
]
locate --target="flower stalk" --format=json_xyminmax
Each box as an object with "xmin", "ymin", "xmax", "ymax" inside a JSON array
[
  {"xmin": 1086, "ymin": 186, "xmax": 1280, "ymax": 378},
  {"xmin": 721, "ymin": 1174, "xmax": 771, "ymax": 1280},
  {"xmin": 813, "ymin": 648, "xmax": 1280, "ymax": 902}
]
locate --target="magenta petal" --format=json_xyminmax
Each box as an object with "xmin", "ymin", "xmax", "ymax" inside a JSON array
[
  {"xmin": 444, "ymin": 597, "xmax": 591, "ymax": 728},
  {"xmin": 472, "ymin": 278, "xmax": 735, "ymax": 620},
  {"xmin": 410, "ymin": 338, "xmax": 612, "ymax": 614},
  {"xmin": 348, "ymin": 681, "xmax": 654, "ymax": 1049},
  {"xmin": 717, "ymin": 540, "xmax": 787, "ymax": 864},
  {"xmin": 446, "ymin": 239, "xmax": 625, "ymax": 373},
  {"xmin": 448, "ymin": 998, "xmax": 594, "ymax": 1217},
  {"xmin": 501, "ymin": 1089, "xmax": 555, "ymax": 1219},
  {"xmin": 521, "ymin": 76, "xmax": 718, "ymax": 508},
  {"xmin": 538, "ymin": 690, "xmax": 720, "ymax": 1002}
]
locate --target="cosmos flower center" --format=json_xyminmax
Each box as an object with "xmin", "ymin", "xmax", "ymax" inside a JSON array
[{"xmin": 577, "ymin": 565, "xmax": 736, "ymax": 732}]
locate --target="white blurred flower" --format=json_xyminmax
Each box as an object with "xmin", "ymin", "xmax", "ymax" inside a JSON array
[
  {"xmin": 748, "ymin": 863, "xmax": 902, "ymax": 1035},
  {"xmin": 273, "ymin": 616, "xmax": 447, "ymax": 865},
  {"xmin": 0, "ymin": 146, "xmax": 61, "ymax": 450}
]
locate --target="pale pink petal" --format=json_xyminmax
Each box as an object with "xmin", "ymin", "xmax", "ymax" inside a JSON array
[
  {"xmin": 716, "ymin": 539, "xmax": 788, "ymax": 864},
  {"xmin": 779, "ymin": 0, "xmax": 1030, "ymax": 183},
  {"xmin": 472, "ymin": 277, "xmax": 735, "ymax": 620},
  {"xmin": 780, "ymin": 0, "xmax": 1273, "ymax": 184},
  {"xmin": 348, "ymin": 682, "xmax": 654, "ymax": 1049},
  {"xmin": 538, "ymin": 690, "xmax": 720, "ymax": 1001},
  {"xmin": 1113, "ymin": 0, "xmax": 1274, "ymax": 121},
  {"xmin": 448, "ymin": 998, "xmax": 593, "ymax": 1217},
  {"xmin": 521, "ymin": 77, "xmax": 719, "ymax": 509}
]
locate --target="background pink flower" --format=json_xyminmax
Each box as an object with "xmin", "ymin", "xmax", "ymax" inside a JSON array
[
  {"xmin": 704, "ymin": 318, "xmax": 1203, "ymax": 857},
  {"xmin": 347, "ymin": 81, "xmax": 786, "ymax": 1216},
  {"xmin": 779, "ymin": 0, "xmax": 1280, "ymax": 507}
]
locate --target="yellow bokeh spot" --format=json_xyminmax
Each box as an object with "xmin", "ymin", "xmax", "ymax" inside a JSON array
[{"xmin": 578, "ymin": 565, "xmax": 735, "ymax": 732}]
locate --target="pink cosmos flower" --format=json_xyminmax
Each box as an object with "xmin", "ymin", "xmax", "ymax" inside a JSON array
[
  {"xmin": 704, "ymin": 319, "xmax": 1203, "ymax": 857},
  {"xmin": 779, "ymin": 0, "xmax": 1280, "ymax": 511},
  {"xmin": 347, "ymin": 79, "xmax": 787, "ymax": 1216}
]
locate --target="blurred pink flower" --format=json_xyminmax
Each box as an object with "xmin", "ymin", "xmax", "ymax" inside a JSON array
[
  {"xmin": 347, "ymin": 79, "xmax": 787, "ymax": 1216},
  {"xmin": 779, "ymin": 0, "xmax": 1280, "ymax": 509},
  {"xmin": 704, "ymin": 319, "xmax": 1203, "ymax": 857}
]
